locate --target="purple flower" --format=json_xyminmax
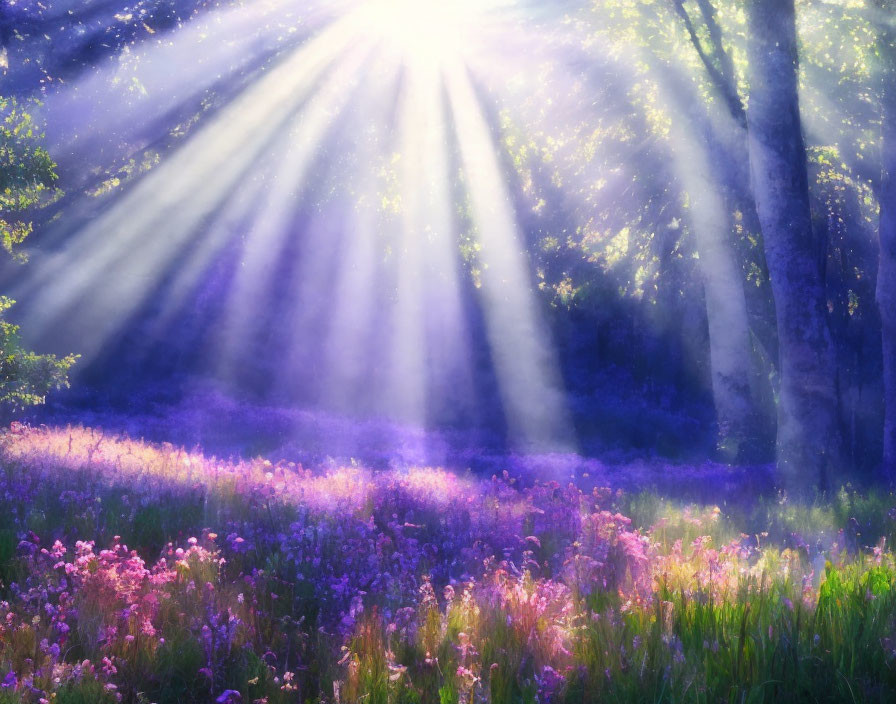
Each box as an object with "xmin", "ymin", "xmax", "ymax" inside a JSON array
[
  {"xmin": 536, "ymin": 666, "xmax": 565, "ymax": 703},
  {"xmin": 217, "ymin": 690, "xmax": 242, "ymax": 703}
]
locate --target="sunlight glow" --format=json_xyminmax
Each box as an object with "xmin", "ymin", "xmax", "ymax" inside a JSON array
[
  {"xmin": 444, "ymin": 58, "xmax": 575, "ymax": 452},
  {"xmin": 6, "ymin": 0, "xmax": 574, "ymax": 452},
  {"xmin": 359, "ymin": 0, "xmax": 493, "ymax": 64}
]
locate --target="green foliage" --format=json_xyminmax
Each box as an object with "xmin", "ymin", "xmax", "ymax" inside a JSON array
[
  {"xmin": 0, "ymin": 96, "xmax": 59, "ymax": 263},
  {"xmin": 0, "ymin": 297, "xmax": 77, "ymax": 410},
  {"xmin": 561, "ymin": 560, "xmax": 896, "ymax": 703},
  {"xmin": 0, "ymin": 97, "xmax": 57, "ymax": 200},
  {"xmin": 55, "ymin": 678, "xmax": 121, "ymax": 704},
  {"xmin": 149, "ymin": 633, "xmax": 208, "ymax": 703},
  {"xmin": 0, "ymin": 96, "xmax": 75, "ymax": 410}
]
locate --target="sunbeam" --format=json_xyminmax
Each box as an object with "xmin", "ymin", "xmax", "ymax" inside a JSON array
[
  {"xmin": 444, "ymin": 59, "xmax": 575, "ymax": 452},
  {"xmin": 5, "ymin": 0, "xmax": 579, "ymax": 451},
  {"xmin": 11, "ymin": 12, "xmax": 373, "ymax": 359}
]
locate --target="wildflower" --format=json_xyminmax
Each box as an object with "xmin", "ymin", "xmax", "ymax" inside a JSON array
[
  {"xmin": 140, "ymin": 619, "xmax": 156, "ymax": 637},
  {"xmin": 456, "ymin": 666, "xmax": 479, "ymax": 687},
  {"xmin": 536, "ymin": 665, "xmax": 565, "ymax": 703}
]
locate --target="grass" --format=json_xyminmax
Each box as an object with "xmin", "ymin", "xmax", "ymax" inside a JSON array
[{"xmin": 0, "ymin": 424, "xmax": 893, "ymax": 702}]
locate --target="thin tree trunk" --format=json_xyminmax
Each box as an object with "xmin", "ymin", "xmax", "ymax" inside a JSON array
[
  {"xmin": 876, "ymin": 3, "xmax": 896, "ymax": 479},
  {"xmin": 666, "ymin": 0, "xmax": 777, "ymax": 458},
  {"xmin": 745, "ymin": 0, "xmax": 843, "ymax": 492}
]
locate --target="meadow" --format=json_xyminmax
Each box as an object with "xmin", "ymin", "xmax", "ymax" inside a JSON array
[{"xmin": 0, "ymin": 424, "xmax": 893, "ymax": 703}]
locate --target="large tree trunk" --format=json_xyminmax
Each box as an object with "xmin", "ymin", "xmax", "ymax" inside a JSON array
[
  {"xmin": 745, "ymin": 0, "xmax": 843, "ymax": 492},
  {"xmin": 877, "ymin": 4, "xmax": 896, "ymax": 479}
]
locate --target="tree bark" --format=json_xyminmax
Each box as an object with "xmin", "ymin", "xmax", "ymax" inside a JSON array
[
  {"xmin": 745, "ymin": 0, "xmax": 843, "ymax": 491},
  {"xmin": 876, "ymin": 2, "xmax": 896, "ymax": 479}
]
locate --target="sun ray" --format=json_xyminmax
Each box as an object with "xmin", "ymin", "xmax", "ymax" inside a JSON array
[
  {"xmin": 443, "ymin": 60, "xmax": 575, "ymax": 452},
  {"xmin": 214, "ymin": 42, "xmax": 380, "ymax": 382},
  {"xmin": 312, "ymin": 67, "xmax": 406, "ymax": 419},
  {"xmin": 9, "ymin": 12, "xmax": 374, "ymax": 362},
  {"xmin": 7, "ymin": 0, "xmax": 580, "ymax": 449}
]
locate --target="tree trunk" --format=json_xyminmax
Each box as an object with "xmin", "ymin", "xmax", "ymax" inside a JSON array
[
  {"xmin": 876, "ymin": 3, "xmax": 896, "ymax": 479},
  {"xmin": 664, "ymin": 0, "xmax": 778, "ymax": 459},
  {"xmin": 745, "ymin": 0, "xmax": 843, "ymax": 492}
]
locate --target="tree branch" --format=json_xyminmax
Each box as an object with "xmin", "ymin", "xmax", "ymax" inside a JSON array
[
  {"xmin": 695, "ymin": 0, "xmax": 738, "ymax": 88},
  {"xmin": 670, "ymin": 0, "xmax": 746, "ymax": 127}
]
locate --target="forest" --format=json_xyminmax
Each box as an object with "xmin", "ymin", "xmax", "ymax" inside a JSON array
[{"xmin": 0, "ymin": 0, "xmax": 895, "ymax": 701}]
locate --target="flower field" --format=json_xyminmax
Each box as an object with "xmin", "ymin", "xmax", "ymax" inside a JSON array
[{"xmin": 0, "ymin": 424, "xmax": 894, "ymax": 703}]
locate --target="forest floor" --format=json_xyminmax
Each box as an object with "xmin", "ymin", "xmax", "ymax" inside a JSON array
[
  {"xmin": 0, "ymin": 421, "xmax": 893, "ymax": 703},
  {"xmin": 26, "ymin": 385, "xmax": 764, "ymax": 504}
]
